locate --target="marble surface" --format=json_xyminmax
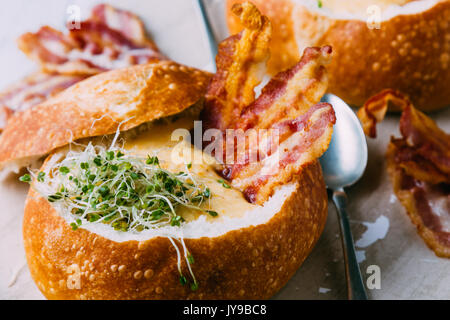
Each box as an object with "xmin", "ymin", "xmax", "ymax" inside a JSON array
[{"xmin": 0, "ymin": 0, "xmax": 449, "ymax": 300}]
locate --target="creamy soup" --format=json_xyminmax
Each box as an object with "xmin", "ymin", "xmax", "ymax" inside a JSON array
[
  {"xmin": 318, "ymin": 0, "xmax": 417, "ymax": 15},
  {"xmin": 125, "ymin": 116, "xmax": 258, "ymax": 223}
]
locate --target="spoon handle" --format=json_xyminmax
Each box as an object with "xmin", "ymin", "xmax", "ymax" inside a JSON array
[
  {"xmin": 332, "ymin": 189, "xmax": 368, "ymax": 300},
  {"xmin": 196, "ymin": 0, "xmax": 218, "ymax": 71}
]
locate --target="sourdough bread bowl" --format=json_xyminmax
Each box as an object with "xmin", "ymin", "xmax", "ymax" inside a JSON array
[
  {"xmin": 19, "ymin": 2, "xmax": 335, "ymax": 299},
  {"xmin": 227, "ymin": 0, "xmax": 450, "ymax": 112},
  {"xmin": 21, "ymin": 76, "xmax": 329, "ymax": 300}
]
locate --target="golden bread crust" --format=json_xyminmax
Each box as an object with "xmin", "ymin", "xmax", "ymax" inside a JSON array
[
  {"xmin": 227, "ymin": 0, "xmax": 450, "ymax": 112},
  {"xmin": 23, "ymin": 161, "xmax": 327, "ymax": 300},
  {"xmin": 0, "ymin": 61, "xmax": 211, "ymax": 169}
]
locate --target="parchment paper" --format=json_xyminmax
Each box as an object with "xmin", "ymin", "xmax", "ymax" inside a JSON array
[{"xmin": 1, "ymin": 0, "xmax": 449, "ymax": 300}]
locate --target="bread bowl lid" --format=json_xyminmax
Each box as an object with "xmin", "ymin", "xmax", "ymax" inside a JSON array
[{"xmin": 0, "ymin": 61, "xmax": 211, "ymax": 172}]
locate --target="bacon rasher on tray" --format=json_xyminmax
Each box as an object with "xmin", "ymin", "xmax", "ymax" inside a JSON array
[
  {"xmin": 0, "ymin": 72, "xmax": 87, "ymax": 132},
  {"xmin": 201, "ymin": 2, "xmax": 336, "ymax": 204},
  {"xmin": 0, "ymin": 4, "xmax": 164, "ymax": 133},
  {"xmin": 357, "ymin": 89, "xmax": 450, "ymax": 257},
  {"xmin": 18, "ymin": 4, "xmax": 164, "ymax": 75},
  {"xmin": 357, "ymin": 89, "xmax": 411, "ymax": 138}
]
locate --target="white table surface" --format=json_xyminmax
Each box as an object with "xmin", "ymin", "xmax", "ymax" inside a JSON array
[{"xmin": 0, "ymin": 0, "xmax": 449, "ymax": 300}]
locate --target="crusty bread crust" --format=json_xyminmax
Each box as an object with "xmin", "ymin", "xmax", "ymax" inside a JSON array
[
  {"xmin": 0, "ymin": 61, "xmax": 211, "ymax": 170},
  {"xmin": 227, "ymin": 0, "xmax": 450, "ymax": 112},
  {"xmin": 23, "ymin": 161, "xmax": 327, "ymax": 300}
]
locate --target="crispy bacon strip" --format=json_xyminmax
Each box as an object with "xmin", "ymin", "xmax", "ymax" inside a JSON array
[
  {"xmin": 388, "ymin": 146, "xmax": 450, "ymax": 257},
  {"xmin": 359, "ymin": 90, "xmax": 450, "ymax": 256},
  {"xmin": 18, "ymin": 4, "xmax": 164, "ymax": 75},
  {"xmin": 0, "ymin": 72, "xmax": 86, "ymax": 112},
  {"xmin": 239, "ymin": 46, "xmax": 332, "ymax": 131},
  {"xmin": 201, "ymin": 2, "xmax": 271, "ymax": 131},
  {"xmin": 0, "ymin": 72, "xmax": 87, "ymax": 132},
  {"xmin": 201, "ymin": 3, "xmax": 335, "ymax": 204},
  {"xmin": 399, "ymin": 105, "xmax": 450, "ymax": 179},
  {"xmin": 357, "ymin": 89, "xmax": 411, "ymax": 138},
  {"xmin": 228, "ymin": 47, "xmax": 334, "ymax": 203},
  {"xmin": 234, "ymin": 102, "xmax": 335, "ymax": 203},
  {"xmin": 389, "ymin": 162, "xmax": 450, "ymax": 257},
  {"xmin": 90, "ymin": 4, "xmax": 158, "ymax": 49},
  {"xmin": 379, "ymin": 97, "xmax": 450, "ymax": 257}
]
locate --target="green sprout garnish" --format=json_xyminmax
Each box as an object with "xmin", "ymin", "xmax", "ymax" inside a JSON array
[
  {"xmin": 34, "ymin": 143, "xmax": 215, "ymax": 233},
  {"xmin": 318, "ymin": 0, "xmax": 323, "ymax": 8},
  {"xmin": 217, "ymin": 179, "xmax": 231, "ymax": 189},
  {"xmin": 190, "ymin": 282, "xmax": 199, "ymax": 291},
  {"xmin": 19, "ymin": 174, "xmax": 31, "ymax": 183},
  {"xmin": 59, "ymin": 166, "xmax": 70, "ymax": 175},
  {"xmin": 37, "ymin": 172, "xmax": 45, "ymax": 182},
  {"xmin": 206, "ymin": 210, "xmax": 218, "ymax": 217}
]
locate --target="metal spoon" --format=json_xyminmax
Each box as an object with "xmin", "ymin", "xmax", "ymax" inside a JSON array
[
  {"xmin": 320, "ymin": 93, "xmax": 369, "ymax": 300},
  {"xmin": 196, "ymin": 0, "xmax": 218, "ymax": 72}
]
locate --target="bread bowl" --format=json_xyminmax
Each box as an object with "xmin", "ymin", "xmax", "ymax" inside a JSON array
[
  {"xmin": 20, "ymin": 2, "xmax": 336, "ymax": 299},
  {"xmin": 24, "ymin": 147, "xmax": 328, "ymax": 299},
  {"xmin": 227, "ymin": 0, "xmax": 450, "ymax": 112}
]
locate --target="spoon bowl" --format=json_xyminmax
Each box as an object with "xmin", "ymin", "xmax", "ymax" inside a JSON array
[{"xmin": 320, "ymin": 94, "xmax": 368, "ymax": 190}]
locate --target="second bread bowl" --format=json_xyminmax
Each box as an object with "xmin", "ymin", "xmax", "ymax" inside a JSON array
[{"xmin": 227, "ymin": 0, "xmax": 450, "ymax": 112}]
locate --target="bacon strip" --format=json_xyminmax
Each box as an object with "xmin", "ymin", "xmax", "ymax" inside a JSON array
[
  {"xmin": 235, "ymin": 102, "xmax": 335, "ymax": 203},
  {"xmin": 201, "ymin": 3, "xmax": 335, "ymax": 204},
  {"xmin": 239, "ymin": 46, "xmax": 332, "ymax": 131},
  {"xmin": 391, "ymin": 139, "xmax": 449, "ymax": 185},
  {"xmin": 388, "ymin": 145, "xmax": 450, "ymax": 257},
  {"xmin": 90, "ymin": 4, "xmax": 158, "ymax": 49},
  {"xmin": 399, "ymin": 105, "xmax": 450, "ymax": 178},
  {"xmin": 18, "ymin": 4, "xmax": 164, "ymax": 75},
  {"xmin": 381, "ymin": 98, "xmax": 450, "ymax": 257},
  {"xmin": 0, "ymin": 72, "xmax": 87, "ymax": 132},
  {"xmin": 201, "ymin": 2, "xmax": 271, "ymax": 131},
  {"xmin": 357, "ymin": 89, "xmax": 411, "ymax": 138}
]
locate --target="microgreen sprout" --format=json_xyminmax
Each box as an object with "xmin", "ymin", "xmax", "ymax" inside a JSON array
[
  {"xmin": 33, "ymin": 143, "xmax": 215, "ymax": 232},
  {"xmin": 206, "ymin": 210, "xmax": 218, "ymax": 217},
  {"xmin": 37, "ymin": 172, "xmax": 45, "ymax": 182},
  {"xmin": 19, "ymin": 174, "xmax": 31, "ymax": 183},
  {"xmin": 217, "ymin": 179, "xmax": 231, "ymax": 189}
]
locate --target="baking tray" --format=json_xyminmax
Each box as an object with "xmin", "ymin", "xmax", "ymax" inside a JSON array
[{"xmin": 1, "ymin": 0, "xmax": 449, "ymax": 299}]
